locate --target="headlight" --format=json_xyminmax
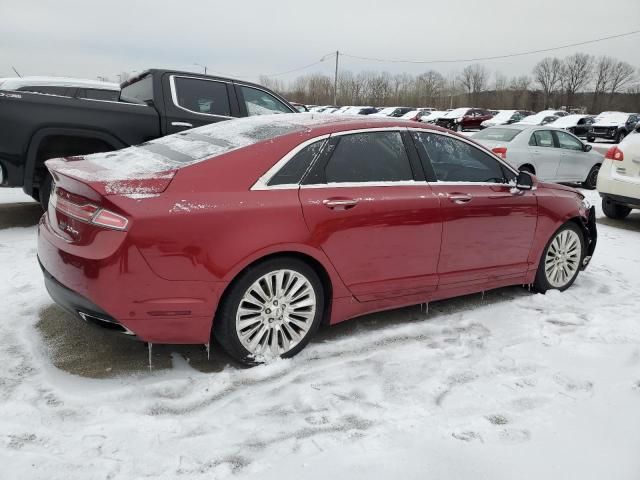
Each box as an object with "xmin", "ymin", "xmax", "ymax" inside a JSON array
[{"xmin": 580, "ymin": 196, "xmax": 591, "ymax": 211}]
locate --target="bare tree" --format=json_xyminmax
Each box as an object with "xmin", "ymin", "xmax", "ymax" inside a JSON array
[
  {"xmin": 560, "ymin": 53, "xmax": 593, "ymax": 108},
  {"xmin": 591, "ymin": 56, "xmax": 615, "ymax": 111},
  {"xmin": 532, "ymin": 57, "xmax": 562, "ymax": 108},
  {"xmin": 609, "ymin": 60, "xmax": 636, "ymax": 94},
  {"xmin": 458, "ymin": 64, "xmax": 488, "ymax": 104}
]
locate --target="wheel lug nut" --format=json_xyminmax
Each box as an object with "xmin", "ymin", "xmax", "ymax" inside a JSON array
[
  {"xmin": 268, "ymin": 318, "xmax": 274, "ymax": 323},
  {"xmin": 265, "ymin": 308, "xmax": 271, "ymax": 314}
]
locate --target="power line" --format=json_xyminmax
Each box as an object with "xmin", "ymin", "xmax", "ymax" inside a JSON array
[
  {"xmin": 341, "ymin": 29, "xmax": 640, "ymax": 65},
  {"xmin": 261, "ymin": 53, "xmax": 336, "ymax": 77}
]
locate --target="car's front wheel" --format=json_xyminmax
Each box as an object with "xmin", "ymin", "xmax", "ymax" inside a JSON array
[
  {"xmin": 534, "ymin": 223, "xmax": 584, "ymax": 293},
  {"xmin": 602, "ymin": 197, "xmax": 631, "ymax": 220},
  {"xmin": 214, "ymin": 258, "xmax": 324, "ymax": 365}
]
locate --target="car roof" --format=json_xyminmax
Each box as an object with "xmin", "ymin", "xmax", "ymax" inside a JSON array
[
  {"xmin": 0, "ymin": 76, "xmax": 120, "ymax": 90},
  {"xmin": 121, "ymin": 68, "xmax": 278, "ymax": 92}
]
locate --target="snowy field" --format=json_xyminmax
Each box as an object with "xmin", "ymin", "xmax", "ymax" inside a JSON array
[{"xmin": 1, "ymin": 186, "xmax": 639, "ymax": 479}]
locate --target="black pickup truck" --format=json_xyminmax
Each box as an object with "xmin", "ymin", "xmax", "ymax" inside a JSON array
[{"xmin": 0, "ymin": 69, "xmax": 297, "ymax": 207}]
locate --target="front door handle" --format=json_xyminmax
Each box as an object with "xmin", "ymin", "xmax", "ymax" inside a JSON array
[
  {"xmin": 447, "ymin": 194, "xmax": 472, "ymax": 204},
  {"xmin": 323, "ymin": 198, "xmax": 358, "ymax": 210},
  {"xmin": 171, "ymin": 121, "xmax": 193, "ymax": 128}
]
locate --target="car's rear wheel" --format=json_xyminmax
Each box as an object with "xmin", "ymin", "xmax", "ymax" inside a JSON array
[
  {"xmin": 214, "ymin": 258, "xmax": 324, "ymax": 365},
  {"xmin": 586, "ymin": 134, "xmax": 595, "ymax": 143},
  {"xmin": 533, "ymin": 223, "xmax": 584, "ymax": 293},
  {"xmin": 602, "ymin": 197, "xmax": 631, "ymax": 220},
  {"xmin": 582, "ymin": 164, "xmax": 600, "ymax": 190}
]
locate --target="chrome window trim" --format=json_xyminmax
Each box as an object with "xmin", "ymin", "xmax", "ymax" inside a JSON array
[
  {"xmin": 169, "ymin": 75, "xmax": 234, "ymax": 119},
  {"xmin": 251, "ymin": 135, "xmax": 330, "ymax": 190},
  {"xmin": 251, "ymin": 126, "xmax": 521, "ymax": 191},
  {"xmin": 78, "ymin": 97, "xmax": 149, "ymax": 107},
  {"xmin": 235, "ymin": 83, "xmax": 297, "ymax": 114}
]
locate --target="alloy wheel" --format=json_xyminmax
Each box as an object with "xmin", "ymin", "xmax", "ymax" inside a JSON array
[
  {"xmin": 235, "ymin": 269, "xmax": 317, "ymax": 357},
  {"xmin": 544, "ymin": 229, "xmax": 582, "ymax": 288}
]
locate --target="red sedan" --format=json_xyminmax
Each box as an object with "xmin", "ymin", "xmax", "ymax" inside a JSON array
[{"xmin": 37, "ymin": 114, "xmax": 597, "ymax": 364}]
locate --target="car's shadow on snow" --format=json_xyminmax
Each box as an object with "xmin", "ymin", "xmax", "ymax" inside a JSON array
[
  {"xmin": 596, "ymin": 212, "xmax": 640, "ymax": 232},
  {"xmin": 36, "ymin": 286, "xmax": 529, "ymax": 379},
  {"xmin": 0, "ymin": 200, "xmax": 42, "ymax": 229}
]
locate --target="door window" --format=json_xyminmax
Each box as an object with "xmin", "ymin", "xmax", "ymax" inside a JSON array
[
  {"xmin": 413, "ymin": 132, "xmax": 507, "ymax": 183},
  {"xmin": 172, "ymin": 77, "xmax": 231, "ymax": 116},
  {"xmin": 529, "ymin": 130, "xmax": 554, "ymax": 147},
  {"xmin": 324, "ymin": 131, "xmax": 413, "ymax": 183},
  {"xmin": 555, "ymin": 131, "xmax": 583, "ymax": 151},
  {"xmin": 269, "ymin": 139, "xmax": 326, "ymax": 186},
  {"xmin": 240, "ymin": 85, "xmax": 292, "ymax": 115}
]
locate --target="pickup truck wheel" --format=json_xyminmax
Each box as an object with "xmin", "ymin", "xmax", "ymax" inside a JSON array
[
  {"xmin": 38, "ymin": 174, "xmax": 53, "ymax": 210},
  {"xmin": 586, "ymin": 134, "xmax": 595, "ymax": 143},
  {"xmin": 602, "ymin": 197, "xmax": 631, "ymax": 220}
]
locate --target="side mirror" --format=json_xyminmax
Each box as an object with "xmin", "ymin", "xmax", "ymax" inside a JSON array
[
  {"xmin": 516, "ymin": 171, "xmax": 534, "ymax": 190},
  {"xmin": 583, "ymin": 144, "xmax": 592, "ymax": 152}
]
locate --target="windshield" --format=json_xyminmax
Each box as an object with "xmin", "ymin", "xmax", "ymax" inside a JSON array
[
  {"xmin": 422, "ymin": 111, "xmax": 445, "ymax": 121},
  {"xmin": 473, "ymin": 128, "xmax": 523, "ymax": 142},
  {"xmin": 401, "ymin": 110, "xmax": 418, "ymax": 119},
  {"xmin": 550, "ymin": 115, "xmax": 584, "ymax": 127},
  {"xmin": 442, "ymin": 108, "xmax": 470, "ymax": 119},
  {"xmin": 375, "ymin": 107, "xmax": 396, "ymax": 115}
]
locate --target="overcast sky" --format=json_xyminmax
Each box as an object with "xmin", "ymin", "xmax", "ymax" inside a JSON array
[{"xmin": 1, "ymin": 0, "xmax": 639, "ymax": 84}]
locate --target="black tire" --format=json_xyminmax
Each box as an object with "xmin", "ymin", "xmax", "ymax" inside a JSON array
[
  {"xmin": 602, "ymin": 197, "xmax": 631, "ymax": 220},
  {"xmin": 616, "ymin": 130, "xmax": 626, "ymax": 144},
  {"xmin": 519, "ymin": 165, "xmax": 535, "ymax": 174},
  {"xmin": 581, "ymin": 164, "xmax": 600, "ymax": 190},
  {"xmin": 586, "ymin": 135, "xmax": 595, "ymax": 143},
  {"xmin": 213, "ymin": 257, "xmax": 325, "ymax": 365},
  {"xmin": 38, "ymin": 173, "xmax": 53, "ymax": 210},
  {"xmin": 533, "ymin": 222, "xmax": 585, "ymax": 293}
]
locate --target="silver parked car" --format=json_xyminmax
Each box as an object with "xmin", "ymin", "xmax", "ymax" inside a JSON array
[{"xmin": 472, "ymin": 125, "xmax": 603, "ymax": 189}]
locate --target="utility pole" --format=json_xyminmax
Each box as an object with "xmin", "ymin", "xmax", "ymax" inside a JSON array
[{"xmin": 333, "ymin": 50, "xmax": 339, "ymax": 106}]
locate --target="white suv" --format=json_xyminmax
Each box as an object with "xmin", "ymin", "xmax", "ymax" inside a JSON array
[{"xmin": 597, "ymin": 133, "xmax": 640, "ymax": 219}]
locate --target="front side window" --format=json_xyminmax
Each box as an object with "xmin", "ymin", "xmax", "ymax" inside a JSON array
[
  {"xmin": 173, "ymin": 77, "xmax": 231, "ymax": 116},
  {"xmin": 530, "ymin": 130, "xmax": 554, "ymax": 147},
  {"xmin": 555, "ymin": 131, "xmax": 583, "ymax": 151},
  {"xmin": 269, "ymin": 139, "xmax": 326, "ymax": 186},
  {"xmin": 413, "ymin": 132, "xmax": 507, "ymax": 183},
  {"xmin": 240, "ymin": 85, "xmax": 292, "ymax": 116},
  {"xmin": 324, "ymin": 131, "xmax": 413, "ymax": 183}
]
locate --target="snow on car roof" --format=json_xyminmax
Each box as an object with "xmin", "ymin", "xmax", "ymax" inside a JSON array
[
  {"xmin": 549, "ymin": 114, "xmax": 589, "ymax": 128},
  {"xmin": 0, "ymin": 76, "xmax": 120, "ymax": 91},
  {"xmin": 489, "ymin": 110, "xmax": 517, "ymax": 120},
  {"xmin": 442, "ymin": 108, "xmax": 471, "ymax": 118},
  {"xmin": 592, "ymin": 112, "xmax": 630, "ymax": 124}
]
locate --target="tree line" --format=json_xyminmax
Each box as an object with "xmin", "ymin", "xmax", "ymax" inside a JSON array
[{"xmin": 260, "ymin": 53, "xmax": 639, "ymax": 113}]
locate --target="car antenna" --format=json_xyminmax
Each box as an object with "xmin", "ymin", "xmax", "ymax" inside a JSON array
[{"xmin": 11, "ymin": 66, "xmax": 22, "ymax": 78}]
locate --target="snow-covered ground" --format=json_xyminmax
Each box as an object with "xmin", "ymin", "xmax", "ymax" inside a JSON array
[{"xmin": 1, "ymin": 186, "xmax": 639, "ymax": 479}]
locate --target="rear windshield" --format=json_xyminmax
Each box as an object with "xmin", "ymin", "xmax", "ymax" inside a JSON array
[
  {"xmin": 473, "ymin": 128, "xmax": 522, "ymax": 142},
  {"xmin": 55, "ymin": 114, "xmax": 340, "ymax": 182},
  {"xmin": 121, "ymin": 75, "xmax": 154, "ymax": 104}
]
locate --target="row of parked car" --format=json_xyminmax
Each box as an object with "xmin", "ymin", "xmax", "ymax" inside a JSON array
[{"xmin": 307, "ymin": 104, "xmax": 640, "ymax": 144}]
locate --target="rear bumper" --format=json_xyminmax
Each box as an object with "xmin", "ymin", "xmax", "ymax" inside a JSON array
[
  {"xmin": 37, "ymin": 213, "xmax": 223, "ymax": 344},
  {"xmin": 596, "ymin": 162, "xmax": 640, "ymax": 204},
  {"xmin": 599, "ymin": 193, "xmax": 640, "ymax": 208}
]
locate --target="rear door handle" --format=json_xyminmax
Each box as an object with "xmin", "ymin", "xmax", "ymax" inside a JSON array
[
  {"xmin": 171, "ymin": 121, "xmax": 193, "ymax": 128},
  {"xmin": 447, "ymin": 194, "xmax": 472, "ymax": 204},
  {"xmin": 323, "ymin": 198, "xmax": 358, "ymax": 210}
]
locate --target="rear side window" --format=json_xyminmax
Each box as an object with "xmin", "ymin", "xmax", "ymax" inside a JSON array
[
  {"xmin": 173, "ymin": 77, "xmax": 231, "ymax": 116},
  {"xmin": 530, "ymin": 130, "xmax": 554, "ymax": 147},
  {"xmin": 18, "ymin": 86, "xmax": 71, "ymax": 96},
  {"xmin": 240, "ymin": 85, "xmax": 292, "ymax": 115},
  {"xmin": 324, "ymin": 131, "xmax": 413, "ymax": 183},
  {"xmin": 269, "ymin": 139, "xmax": 326, "ymax": 186},
  {"xmin": 413, "ymin": 132, "xmax": 507, "ymax": 183},
  {"xmin": 121, "ymin": 75, "xmax": 153, "ymax": 104}
]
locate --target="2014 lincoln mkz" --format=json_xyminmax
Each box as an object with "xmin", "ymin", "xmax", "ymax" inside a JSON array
[{"xmin": 37, "ymin": 114, "xmax": 597, "ymax": 365}]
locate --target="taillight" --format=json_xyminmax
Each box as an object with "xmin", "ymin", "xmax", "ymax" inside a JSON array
[
  {"xmin": 605, "ymin": 146, "xmax": 624, "ymax": 161},
  {"xmin": 492, "ymin": 146, "xmax": 508, "ymax": 160},
  {"xmin": 51, "ymin": 189, "xmax": 128, "ymax": 231}
]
